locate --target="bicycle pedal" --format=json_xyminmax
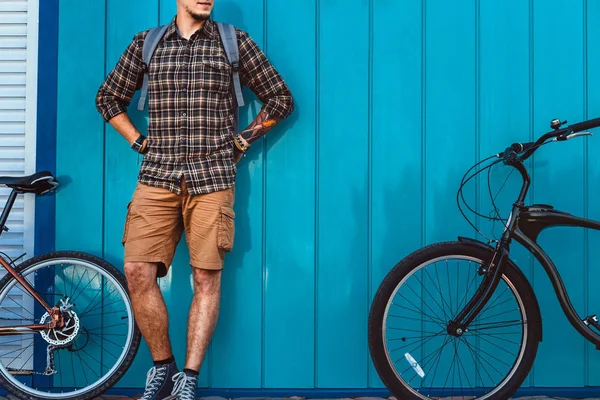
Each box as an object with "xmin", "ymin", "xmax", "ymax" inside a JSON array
[{"xmin": 584, "ymin": 315, "xmax": 600, "ymax": 330}]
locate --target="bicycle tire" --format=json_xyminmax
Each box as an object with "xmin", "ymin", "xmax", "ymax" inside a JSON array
[
  {"xmin": 368, "ymin": 241, "xmax": 542, "ymax": 400},
  {"xmin": 0, "ymin": 251, "xmax": 141, "ymax": 400}
]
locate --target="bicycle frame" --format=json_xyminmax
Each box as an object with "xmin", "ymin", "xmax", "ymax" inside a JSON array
[
  {"xmin": 0, "ymin": 188, "xmax": 61, "ymax": 335},
  {"xmin": 453, "ymin": 153, "xmax": 600, "ymax": 349}
]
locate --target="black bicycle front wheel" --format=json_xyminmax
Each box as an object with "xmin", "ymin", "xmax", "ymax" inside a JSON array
[
  {"xmin": 0, "ymin": 251, "xmax": 140, "ymax": 400},
  {"xmin": 368, "ymin": 241, "xmax": 541, "ymax": 400}
]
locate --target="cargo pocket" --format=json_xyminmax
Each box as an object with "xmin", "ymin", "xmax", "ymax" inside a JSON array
[
  {"xmin": 217, "ymin": 206, "xmax": 235, "ymax": 252},
  {"xmin": 122, "ymin": 202, "xmax": 132, "ymax": 246}
]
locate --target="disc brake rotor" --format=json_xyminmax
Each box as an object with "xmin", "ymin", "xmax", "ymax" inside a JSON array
[{"xmin": 39, "ymin": 300, "xmax": 80, "ymax": 346}]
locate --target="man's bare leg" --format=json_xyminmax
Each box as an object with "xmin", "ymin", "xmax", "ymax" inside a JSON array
[
  {"xmin": 124, "ymin": 262, "xmax": 173, "ymax": 361},
  {"xmin": 184, "ymin": 267, "xmax": 222, "ymax": 372}
]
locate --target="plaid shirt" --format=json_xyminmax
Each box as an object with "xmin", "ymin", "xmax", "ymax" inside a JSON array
[{"xmin": 96, "ymin": 18, "xmax": 294, "ymax": 195}]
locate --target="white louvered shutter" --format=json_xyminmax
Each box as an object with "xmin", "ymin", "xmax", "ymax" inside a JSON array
[{"xmin": 0, "ymin": 0, "xmax": 38, "ymax": 371}]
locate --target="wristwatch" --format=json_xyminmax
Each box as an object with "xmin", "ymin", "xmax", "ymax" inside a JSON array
[{"xmin": 131, "ymin": 134, "xmax": 147, "ymax": 154}]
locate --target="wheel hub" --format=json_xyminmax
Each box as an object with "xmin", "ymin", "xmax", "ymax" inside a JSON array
[{"xmin": 446, "ymin": 320, "xmax": 466, "ymax": 337}]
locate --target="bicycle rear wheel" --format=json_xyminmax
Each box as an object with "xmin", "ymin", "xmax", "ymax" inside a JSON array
[
  {"xmin": 368, "ymin": 241, "xmax": 541, "ymax": 400},
  {"xmin": 0, "ymin": 251, "xmax": 140, "ymax": 400}
]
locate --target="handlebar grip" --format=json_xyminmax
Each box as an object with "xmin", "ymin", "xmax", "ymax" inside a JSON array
[
  {"xmin": 501, "ymin": 141, "xmax": 535, "ymax": 164},
  {"xmin": 519, "ymin": 142, "xmax": 535, "ymax": 152},
  {"xmin": 510, "ymin": 142, "xmax": 534, "ymax": 153},
  {"xmin": 568, "ymin": 117, "xmax": 600, "ymax": 133}
]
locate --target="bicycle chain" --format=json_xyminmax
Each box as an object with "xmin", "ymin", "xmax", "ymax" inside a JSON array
[{"xmin": 42, "ymin": 343, "xmax": 71, "ymax": 375}]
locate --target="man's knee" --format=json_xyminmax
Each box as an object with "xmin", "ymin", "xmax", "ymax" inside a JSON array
[
  {"xmin": 192, "ymin": 267, "xmax": 221, "ymax": 294},
  {"xmin": 124, "ymin": 262, "xmax": 159, "ymax": 292}
]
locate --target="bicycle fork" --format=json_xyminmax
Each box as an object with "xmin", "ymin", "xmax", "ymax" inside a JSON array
[{"xmin": 447, "ymin": 240, "xmax": 511, "ymax": 337}]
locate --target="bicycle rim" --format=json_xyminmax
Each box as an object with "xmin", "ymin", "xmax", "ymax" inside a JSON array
[
  {"xmin": 382, "ymin": 255, "xmax": 528, "ymax": 399},
  {"xmin": 0, "ymin": 256, "xmax": 135, "ymax": 398}
]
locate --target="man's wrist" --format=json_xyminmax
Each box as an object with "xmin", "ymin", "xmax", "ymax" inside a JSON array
[
  {"xmin": 131, "ymin": 133, "xmax": 147, "ymax": 154},
  {"xmin": 233, "ymin": 134, "xmax": 250, "ymax": 152}
]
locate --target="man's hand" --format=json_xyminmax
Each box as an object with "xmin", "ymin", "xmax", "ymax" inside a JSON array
[{"xmin": 234, "ymin": 148, "xmax": 244, "ymax": 164}]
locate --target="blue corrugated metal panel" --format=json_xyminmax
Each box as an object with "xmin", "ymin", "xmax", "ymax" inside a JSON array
[
  {"xmin": 53, "ymin": 0, "xmax": 600, "ymax": 390},
  {"xmin": 587, "ymin": 0, "xmax": 600, "ymax": 388}
]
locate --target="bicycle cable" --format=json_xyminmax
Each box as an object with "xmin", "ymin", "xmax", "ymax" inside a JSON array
[
  {"xmin": 456, "ymin": 156, "xmax": 504, "ymax": 243},
  {"xmin": 488, "ymin": 163, "xmax": 515, "ymax": 238},
  {"xmin": 456, "ymin": 137, "xmax": 556, "ymax": 243}
]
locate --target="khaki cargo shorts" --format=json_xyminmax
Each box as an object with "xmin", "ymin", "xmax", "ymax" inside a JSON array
[{"xmin": 121, "ymin": 177, "xmax": 235, "ymax": 277}]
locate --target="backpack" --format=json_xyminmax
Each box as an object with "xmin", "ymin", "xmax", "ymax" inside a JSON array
[{"xmin": 136, "ymin": 22, "xmax": 245, "ymax": 133}]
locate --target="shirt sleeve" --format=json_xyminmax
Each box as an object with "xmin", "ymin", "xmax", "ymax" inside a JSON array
[
  {"xmin": 95, "ymin": 32, "xmax": 146, "ymax": 122},
  {"xmin": 237, "ymin": 30, "xmax": 294, "ymax": 120}
]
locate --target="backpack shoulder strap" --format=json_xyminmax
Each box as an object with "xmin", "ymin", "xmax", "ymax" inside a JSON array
[
  {"xmin": 216, "ymin": 22, "xmax": 245, "ymax": 132},
  {"xmin": 137, "ymin": 24, "xmax": 169, "ymax": 111}
]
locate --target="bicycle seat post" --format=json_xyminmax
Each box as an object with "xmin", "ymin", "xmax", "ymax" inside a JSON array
[{"xmin": 0, "ymin": 189, "xmax": 18, "ymax": 235}]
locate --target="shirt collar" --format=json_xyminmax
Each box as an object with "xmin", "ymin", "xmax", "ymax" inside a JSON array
[{"xmin": 164, "ymin": 15, "xmax": 217, "ymax": 40}]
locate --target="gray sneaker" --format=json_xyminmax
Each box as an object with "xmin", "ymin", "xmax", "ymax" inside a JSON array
[
  {"xmin": 170, "ymin": 372, "xmax": 198, "ymax": 400},
  {"xmin": 140, "ymin": 361, "xmax": 179, "ymax": 400}
]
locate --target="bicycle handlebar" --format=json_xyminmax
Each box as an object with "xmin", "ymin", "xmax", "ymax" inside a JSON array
[
  {"xmin": 568, "ymin": 116, "xmax": 600, "ymax": 133},
  {"xmin": 500, "ymin": 116, "xmax": 600, "ymax": 164}
]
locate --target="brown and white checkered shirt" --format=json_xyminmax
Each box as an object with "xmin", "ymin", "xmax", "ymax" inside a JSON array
[{"xmin": 96, "ymin": 18, "xmax": 294, "ymax": 195}]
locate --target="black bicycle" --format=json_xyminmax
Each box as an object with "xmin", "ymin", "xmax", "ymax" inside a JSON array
[{"xmin": 368, "ymin": 116, "xmax": 600, "ymax": 399}]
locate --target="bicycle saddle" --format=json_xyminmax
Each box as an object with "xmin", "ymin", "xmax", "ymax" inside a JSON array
[{"xmin": 0, "ymin": 171, "xmax": 59, "ymax": 194}]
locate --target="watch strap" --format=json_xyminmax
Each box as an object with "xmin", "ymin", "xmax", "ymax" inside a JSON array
[{"xmin": 131, "ymin": 134, "xmax": 147, "ymax": 154}]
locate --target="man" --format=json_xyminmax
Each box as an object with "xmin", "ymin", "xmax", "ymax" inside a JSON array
[{"xmin": 95, "ymin": 0, "xmax": 294, "ymax": 398}]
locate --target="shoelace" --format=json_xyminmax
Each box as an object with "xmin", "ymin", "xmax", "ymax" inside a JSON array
[
  {"xmin": 171, "ymin": 372, "xmax": 197, "ymax": 400},
  {"xmin": 140, "ymin": 366, "xmax": 167, "ymax": 400}
]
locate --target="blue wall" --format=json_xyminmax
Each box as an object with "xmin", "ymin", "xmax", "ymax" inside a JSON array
[{"xmin": 51, "ymin": 0, "xmax": 600, "ymax": 393}]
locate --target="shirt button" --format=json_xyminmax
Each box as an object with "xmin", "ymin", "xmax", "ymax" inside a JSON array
[
  {"xmin": 182, "ymin": 88, "xmax": 187, "ymax": 92},
  {"xmin": 182, "ymin": 112, "xmax": 187, "ymax": 117}
]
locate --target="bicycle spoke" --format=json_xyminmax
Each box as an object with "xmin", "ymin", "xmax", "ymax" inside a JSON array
[
  {"xmin": 467, "ymin": 330, "xmax": 522, "ymax": 346},
  {"xmin": 87, "ymin": 335, "xmax": 121, "ymax": 362},
  {"xmin": 461, "ymin": 334, "xmax": 486, "ymax": 389},
  {"xmin": 399, "ymin": 333, "xmax": 451, "ymax": 376},
  {"xmin": 391, "ymin": 301, "xmax": 447, "ymax": 325},
  {"xmin": 433, "ymin": 262, "xmax": 452, "ymax": 319},
  {"xmin": 70, "ymin": 271, "xmax": 101, "ymax": 305},
  {"xmin": 389, "ymin": 330, "xmax": 446, "ymax": 356},
  {"xmin": 441, "ymin": 343, "xmax": 458, "ymax": 398},
  {"xmin": 468, "ymin": 319, "xmax": 523, "ymax": 331},
  {"xmin": 459, "ymin": 335, "xmax": 498, "ymax": 386},
  {"xmin": 79, "ymin": 286, "xmax": 119, "ymax": 318},
  {"xmin": 388, "ymin": 313, "xmax": 443, "ymax": 325},
  {"xmin": 446, "ymin": 260, "xmax": 453, "ymax": 316},
  {"xmin": 423, "ymin": 335, "xmax": 452, "ymax": 389},
  {"xmin": 477, "ymin": 286, "xmax": 511, "ymax": 315},
  {"xmin": 456, "ymin": 270, "xmax": 479, "ymax": 315},
  {"xmin": 403, "ymin": 279, "xmax": 448, "ymax": 330},
  {"xmin": 424, "ymin": 265, "xmax": 452, "ymax": 319}
]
